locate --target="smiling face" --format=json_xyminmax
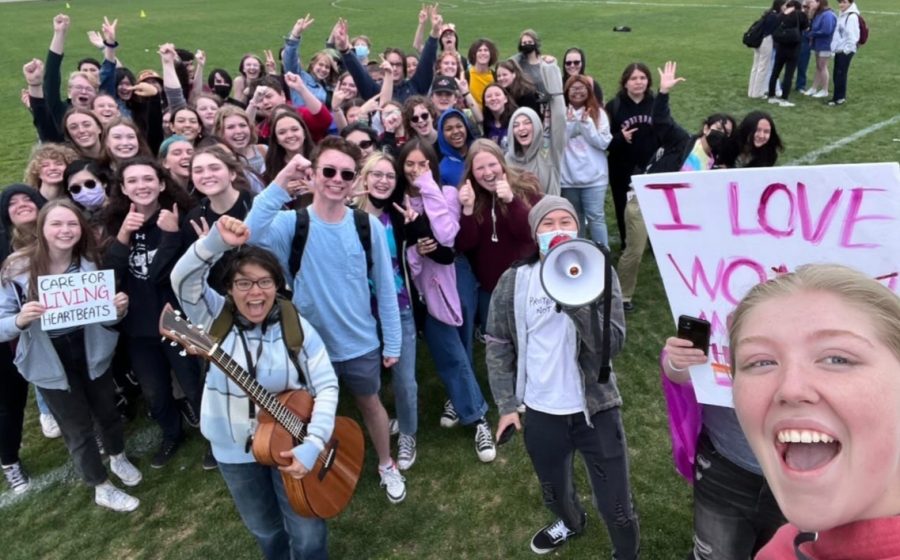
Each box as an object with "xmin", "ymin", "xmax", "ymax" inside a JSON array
[
  {"xmin": 733, "ymin": 290, "xmax": 900, "ymax": 532},
  {"xmin": 92, "ymin": 95, "xmax": 120, "ymax": 125},
  {"xmin": 483, "ymin": 86, "xmax": 508, "ymax": 114},
  {"xmin": 68, "ymin": 75, "xmax": 97, "ymax": 110},
  {"xmin": 338, "ymin": 75, "xmax": 358, "ymax": 98},
  {"xmin": 66, "ymin": 113, "xmax": 102, "ymax": 150},
  {"xmin": 536, "ymin": 209, "xmax": 578, "ymax": 236},
  {"xmin": 471, "ymin": 151, "xmax": 503, "ymax": 191},
  {"xmin": 311, "ymin": 55, "xmax": 332, "ymax": 81},
  {"xmin": 406, "ymin": 56, "xmax": 419, "ymax": 76},
  {"xmin": 162, "ymin": 141, "xmax": 194, "ymax": 180},
  {"xmin": 625, "ymin": 69, "xmax": 649, "ymax": 98},
  {"xmin": 222, "ymin": 115, "xmax": 252, "ymax": 150},
  {"xmin": 364, "ymin": 158, "xmax": 397, "ymax": 201},
  {"xmin": 259, "ymin": 88, "xmax": 286, "ymax": 115},
  {"xmin": 403, "ymin": 149, "xmax": 430, "ymax": 185},
  {"xmin": 409, "ymin": 104, "xmax": 433, "ymax": 136},
  {"xmin": 753, "ymin": 118, "xmax": 773, "ymax": 149},
  {"xmin": 313, "ymin": 149, "xmax": 357, "ymax": 204},
  {"xmin": 442, "ymin": 116, "xmax": 468, "ymax": 150},
  {"xmin": 38, "ymin": 158, "xmax": 66, "ymax": 186},
  {"xmin": 496, "ymin": 67, "xmax": 515, "ymax": 88},
  {"xmin": 274, "ymin": 115, "xmax": 306, "ymax": 155},
  {"xmin": 228, "ymin": 263, "xmax": 277, "ymax": 325},
  {"xmin": 42, "ymin": 206, "xmax": 82, "ymax": 253},
  {"xmin": 117, "ymin": 76, "xmax": 133, "ymax": 101},
  {"xmin": 475, "ymin": 44, "xmax": 492, "ymax": 66},
  {"xmin": 191, "ymin": 152, "xmax": 235, "ymax": 198},
  {"xmin": 345, "ymin": 130, "xmax": 375, "ymax": 159},
  {"xmin": 106, "ymin": 124, "xmax": 140, "ymax": 160},
  {"xmin": 385, "ymin": 52, "xmax": 405, "ymax": 82},
  {"xmin": 172, "ymin": 109, "xmax": 201, "ymax": 141},
  {"xmin": 7, "ymin": 194, "xmax": 38, "ymax": 227},
  {"xmin": 512, "ymin": 114, "xmax": 534, "ymax": 148},
  {"xmin": 438, "ymin": 55, "xmax": 459, "ymax": 78},
  {"xmin": 567, "ymin": 81, "xmax": 589, "ymax": 108},
  {"xmin": 432, "ymin": 91, "xmax": 457, "ymax": 112},
  {"xmin": 120, "ymin": 164, "xmax": 163, "ymax": 208},
  {"xmin": 196, "ymin": 98, "xmax": 219, "ymax": 131},
  {"xmin": 564, "ymin": 53, "xmax": 583, "ymax": 77},
  {"xmin": 242, "ymin": 56, "xmax": 261, "ymax": 79}
]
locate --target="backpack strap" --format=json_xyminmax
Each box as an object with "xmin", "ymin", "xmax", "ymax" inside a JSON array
[
  {"xmin": 277, "ymin": 297, "xmax": 311, "ymax": 389},
  {"xmin": 289, "ymin": 207, "xmax": 311, "ymax": 279},
  {"xmin": 351, "ymin": 208, "xmax": 373, "ymax": 274}
]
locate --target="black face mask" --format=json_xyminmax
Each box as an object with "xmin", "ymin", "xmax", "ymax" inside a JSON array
[
  {"xmin": 369, "ymin": 196, "xmax": 391, "ymax": 209},
  {"xmin": 705, "ymin": 130, "xmax": 728, "ymax": 157},
  {"xmin": 212, "ymin": 84, "xmax": 231, "ymax": 99},
  {"xmin": 518, "ymin": 43, "xmax": 536, "ymax": 55}
]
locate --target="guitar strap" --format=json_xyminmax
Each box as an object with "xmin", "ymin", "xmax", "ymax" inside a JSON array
[{"xmin": 236, "ymin": 329, "xmax": 264, "ymax": 420}]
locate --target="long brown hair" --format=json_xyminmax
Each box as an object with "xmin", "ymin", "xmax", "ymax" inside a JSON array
[
  {"xmin": 2, "ymin": 199, "xmax": 101, "ymax": 300},
  {"xmin": 459, "ymin": 139, "xmax": 539, "ymax": 223}
]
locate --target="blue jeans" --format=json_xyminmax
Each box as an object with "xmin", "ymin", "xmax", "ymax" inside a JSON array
[
  {"xmin": 832, "ymin": 52, "xmax": 854, "ymax": 102},
  {"xmin": 690, "ymin": 434, "xmax": 784, "ymax": 560},
  {"xmin": 561, "ymin": 186, "xmax": 609, "ymax": 248},
  {"xmin": 455, "ymin": 256, "xmax": 479, "ymax": 368},
  {"xmin": 391, "ymin": 308, "xmax": 418, "ymax": 435},
  {"xmin": 795, "ymin": 38, "xmax": 812, "ymax": 91},
  {"xmin": 218, "ymin": 461, "xmax": 328, "ymax": 560},
  {"xmin": 35, "ymin": 387, "xmax": 51, "ymax": 415},
  {"xmin": 476, "ymin": 289, "xmax": 492, "ymax": 335}
]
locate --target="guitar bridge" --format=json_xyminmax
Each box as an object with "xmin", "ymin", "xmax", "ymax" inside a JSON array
[{"xmin": 317, "ymin": 440, "xmax": 339, "ymax": 481}]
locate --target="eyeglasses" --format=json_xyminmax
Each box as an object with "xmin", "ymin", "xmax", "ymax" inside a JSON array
[
  {"xmin": 564, "ymin": 60, "xmax": 582, "ymax": 67},
  {"xmin": 318, "ymin": 166, "xmax": 357, "ymax": 182},
  {"xmin": 410, "ymin": 113, "xmax": 431, "ymax": 123},
  {"xmin": 568, "ymin": 86, "xmax": 588, "ymax": 94},
  {"xmin": 357, "ymin": 139, "xmax": 375, "ymax": 150},
  {"xmin": 232, "ymin": 277, "xmax": 276, "ymax": 291},
  {"xmin": 389, "ymin": 62, "xmax": 404, "ymax": 68},
  {"xmin": 68, "ymin": 179, "xmax": 101, "ymax": 194},
  {"xmin": 369, "ymin": 170, "xmax": 396, "ymax": 182},
  {"xmin": 70, "ymin": 85, "xmax": 95, "ymax": 93}
]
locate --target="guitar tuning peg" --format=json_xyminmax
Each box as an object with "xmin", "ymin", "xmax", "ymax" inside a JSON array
[
  {"xmin": 178, "ymin": 350, "xmax": 187, "ymax": 357},
  {"xmin": 160, "ymin": 336, "xmax": 166, "ymax": 343},
  {"xmin": 170, "ymin": 341, "xmax": 178, "ymax": 347},
  {"xmin": 174, "ymin": 310, "xmax": 182, "ymax": 316}
]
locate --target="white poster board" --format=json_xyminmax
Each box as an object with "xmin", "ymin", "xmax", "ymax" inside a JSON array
[
  {"xmin": 632, "ymin": 162, "xmax": 900, "ymax": 407},
  {"xmin": 38, "ymin": 269, "xmax": 117, "ymax": 330}
]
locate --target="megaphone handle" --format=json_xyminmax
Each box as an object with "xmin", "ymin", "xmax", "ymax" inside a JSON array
[{"xmin": 597, "ymin": 243, "xmax": 612, "ymax": 384}]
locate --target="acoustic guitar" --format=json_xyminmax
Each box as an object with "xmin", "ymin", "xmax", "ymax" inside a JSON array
[{"xmin": 159, "ymin": 304, "xmax": 365, "ymax": 519}]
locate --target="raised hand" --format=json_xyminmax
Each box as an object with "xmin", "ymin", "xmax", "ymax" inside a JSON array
[
  {"xmin": 157, "ymin": 204, "xmax": 180, "ymax": 233},
  {"xmin": 216, "ymin": 216, "xmax": 251, "ymax": 247},
  {"xmin": 657, "ymin": 60, "xmax": 685, "ymax": 94},
  {"xmin": 379, "ymin": 54, "xmax": 393, "ymax": 77},
  {"xmin": 101, "ymin": 16, "xmax": 117, "ymax": 44},
  {"xmin": 264, "ymin": 49, "xmax": 277, "ymax": 75},
  {"xmin": 87, "ymin": 30, "xmax": 104, "ymax": 50},
  {"xmin": 23, "ymin": 59, "xmax": 44, "ymax": 86},
  {"xmin": 194, "ymin": 49, "xmax": 206, "ymax": 68},
  {"xmin": 274, "ymin": 153, "xmax": 313, "ymax": 189},
  {"xmin": 430, "ymin": 5, "xmax": 443, "ymax": 37},
  {"xmin": 158, "ymin": 43, "xmax": 177, "ymax": 65},
  {"xmin": 393, "ymin": 195, "xmax": 420, "ymax": 224},
  {"xmin": 459, "ymin": 179, "xmax": 476, "ymax": 214},
  {"xmin": 330, "ymin": 87, "xmax": 347, "ymax": 110},
  {"xmin": 359, "ymin": 93, "xmax": 381, "ymax": 115},
  {"xmin": 664, "ymin": 336, "xmax": 708, "ymax": 371},
  {"xmin": 284, "ymin": 72, "xmax": 305, "ymax": 91},
  {"xmin": 15, "ymin": 301, "xmax": 46, "ymax": 329},
  {"xmin": 291, "ymin": 14, "xmax": 315, "ymax": 39},
  {"xmin": 117, "ymin": 203, "xmax": 145, "ymax": 243},
  {"xmin": 251, "ymin": 85, "xmax": 269, "ymax": 105},
  {"xmin": 333, "ymin": 18, "xmax": 350, "ymax": 51},
  {"xmin": 455, "ymin": 76, "xmax": 470, "ymax": 94},
  {"xmin": 621, "ymin": 125, "xmax": 637, "ymax": 144},
  {"xmin": 494, "ymin": 173, "xmax": 513, "ymax": 203},
  {"xmin": 131, "ymin": 82, "xmax": 158, "ymax": 97},
  {"xmin": 382, "ymin": 106, "xmax": 402, "ymax": 133},
  {"xmin": 418, "ymin": 4, "xmax": 430, "ymax": 24},
  {"xmin": 190, "ymin": 216, "xmax": 210, "ymax": 239},
  {"xmin": 53, "ymin": 14, "xmax": 70, "ymax": 35}
]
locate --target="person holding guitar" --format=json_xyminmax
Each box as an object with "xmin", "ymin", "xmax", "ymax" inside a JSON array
[{"xmin": 171, "ymin": 215, "xmax": 339, "ymax": 560}]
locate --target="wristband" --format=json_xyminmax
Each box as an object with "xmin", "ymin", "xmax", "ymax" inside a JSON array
[
  {"xmin": 666, "ymin": 358, "xmax": 688, "ymax": 372},
  {"xmin": 103, "ymin": 40, "xmax": 119, "ymax": 48}
]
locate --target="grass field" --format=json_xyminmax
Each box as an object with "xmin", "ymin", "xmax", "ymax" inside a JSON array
[{"xmin": 1, "ymin": 0, "xmax": 899, "ymax": 558}]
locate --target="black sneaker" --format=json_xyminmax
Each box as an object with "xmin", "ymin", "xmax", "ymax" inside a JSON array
[
  {"xmin": 530, "ymin": 514, "xmax": 585, "ymax": 555},
  {"xmin": 178, "ymin": 399, "xmax": 200, "ymax": 428},
  {"xmin": 150, "ymin": 439, "xmax": 181, "ymax": 469},
  {"xmin": 622, "ymin": 301, "xmax": 635, "ymax": 312},
  {"xmin": 202, "ymin": 446, "xmax": 217, "ymax": 471}
]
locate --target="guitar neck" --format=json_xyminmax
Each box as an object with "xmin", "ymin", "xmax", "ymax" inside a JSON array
[{"xmin": 210, "ymin": 345, "xmax": 307, "ymax": 441}]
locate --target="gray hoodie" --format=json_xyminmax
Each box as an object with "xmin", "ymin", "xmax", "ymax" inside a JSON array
[{"xmin": 506, "ymin": 107, "xmax": 565, "ymax": 196}]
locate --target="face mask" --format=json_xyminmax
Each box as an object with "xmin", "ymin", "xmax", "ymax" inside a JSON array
[
  {"xmin": 212, "ymin": 84, "xmax": 231, "ymax": 99},
  {"xmin": 518, "ymin": 43, "xmax": 536, "ymax": 55},
  {"xmin": 705, "ymin": 129, "xmax": 728, "ymax": 157},
  {"xmin": 537, "ymin": 229, "xmax": 574, "ymax": 255},
  {"xmin": 369, "ymin": 195, "xmax": 390, "ymax": 209},
  {"xmin": 355, "ymin": 45, "xmax": 370, "ymax": 59},
  {"xmin": 72, "ymin": 183, "xmax": 107, "ymax": 210}
]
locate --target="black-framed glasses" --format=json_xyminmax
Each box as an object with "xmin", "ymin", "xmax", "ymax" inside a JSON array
[
  {"xmin": 564, "ymin": 60, "xmax": 582, "ymax": 67},
  {"xmin": 410, "ymin": 113, "xmax": 431, "ymax": 123},
  {"xmin": 232, "ymin": 277, "xmax": 276, "ymax": 291},
  {"xmin": 68, "ymin": 179, "xmax": 100, "ymax": 194},
  {"xmin": 318, "ymin": 166, "xmax": 357, "ymax": 182},
  {"xmin": 357, "ymin": 139, "xmax": 375, "ymax": 150}
]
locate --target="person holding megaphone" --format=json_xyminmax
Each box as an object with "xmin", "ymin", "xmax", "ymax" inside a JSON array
[{"xmin": 485, "ymin": 196, "xmax": 639, "ymax": 557}]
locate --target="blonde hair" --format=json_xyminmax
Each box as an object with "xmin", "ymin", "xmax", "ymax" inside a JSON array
[
  {"xmin": 67, "ymin": 70, "xmax": 99, "ymax": 90},
  {"xmin": 353, "ymin": 152, "xmax": 396, "ymax": 210},
  {"xmin": 23, "ymin": 143, "xmax": 78, "ymax": 187},
  {"xmin": 729, "ymin": 264, "xmax": 900, "ymax": 369},
  {"xmin": 214, "ymin": 105, "xmax": 259, "ymax": 148}
]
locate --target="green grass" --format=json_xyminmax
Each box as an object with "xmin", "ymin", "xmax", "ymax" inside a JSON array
[{"xmin": 1, "ymin": 0, "xmax": 899, "ymax": 558}]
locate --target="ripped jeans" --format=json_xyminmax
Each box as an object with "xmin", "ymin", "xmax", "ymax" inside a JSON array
[
  {"xmin": 524, "ymin": 406, "xmax": 640, "ymax": 560},
  {"xmin": 690, "ymin": 433, "xmax": 784, "ymax": 560}
]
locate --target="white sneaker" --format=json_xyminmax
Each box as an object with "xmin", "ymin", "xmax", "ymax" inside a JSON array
[
  {"xmin": 378, "ymin": 462, "xmax": 407, "ymax": 504},
  {"xmin": 778, "ymin": 99, "xmax": 796, "ymax": 107},
  {"xmin": 397, "ymin": 434, "xmax": 417, "ymax": 471},
  {"xmin": 812, "ymin": 90, "xmax": 829, "ymax": 98},
  {"xmin": 804, "ymin": 88, "xmax": 818, "ymax": 96},
  {"xmin": 768, "ymin": 97, "xmax": 782, "ymax": 105},
  {"xmin": 40, "ymin": 413, "xmax": 61, "ymax": 439},
  {"xmin": 2, "ymin": 462, "xmax": 31, "ymax": 494},
  {"xmin": 95, "ymin": 482, "xmax": 140, "ymax": 512},
  {"xmin": 110, "ymin": 453, "xmax": 142, "ymax": 487},
  {"xmin": 388, "ymin": 418, "xmax": 399, "ymax": 436},
  {"xmin": 439, "ymin": 400, "xmax": 459, "ymax": 428},
  {"xmin": 474, "ymin": 420, "xmax": 496, "ymax": 463}
]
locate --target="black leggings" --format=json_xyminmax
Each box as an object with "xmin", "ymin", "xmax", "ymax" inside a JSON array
[
  {"xmin": 769, "ymin": 43, "xmax": 800, "ymax": 100},
  {"xmin": 0, "ymin": 342, "xmax": 28, "ymax": 465}
]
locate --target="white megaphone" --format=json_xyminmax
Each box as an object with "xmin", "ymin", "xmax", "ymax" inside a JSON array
[{"xmin": 539, "ymin": 238, "xmax": 607, "ymax": 307}]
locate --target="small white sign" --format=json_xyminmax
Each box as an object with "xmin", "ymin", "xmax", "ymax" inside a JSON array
[{"xmin": 38, "ymin": 269, "xmax": 117, "ymax": 330}]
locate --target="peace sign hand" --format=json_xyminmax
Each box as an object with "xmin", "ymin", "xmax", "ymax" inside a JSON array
[{"xmin": 393, "ymin": 195, "xmax": 420, "ymax": 224}]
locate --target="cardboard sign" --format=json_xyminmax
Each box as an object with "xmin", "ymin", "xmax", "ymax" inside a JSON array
[
  {"xmin": 632, "ymin": 162, "xmax": 900, "ymax": 407},
  {"xmin": 38, "ymin": 269, "xmax": 117, "ymax": 330}
]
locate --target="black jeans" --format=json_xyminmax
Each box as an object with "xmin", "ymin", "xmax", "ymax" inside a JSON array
[
  {"xmin": 127, "ymin": 336, "xmax": 202, "ymax": 443},
  {"xmin": 769, "ymin": 43, "xmax": 800, "ymax": 100},
  {"xmin": 832, "ymin": 52, "xmax": 854, "ymax": 102},
  {"xmin": 0, "ymin": 342, "xmax": 28, "ymax": 465},
  {"xmin": 41, "ymin": 330, "xmax": 124, "ymax": 486},
  {"xmin": 689, "ymin": 433, "xmax": 785, "ymax": 560},
  {"xmin": 524, "ymin": 407, "xmax": 640, "ymax": 560}
]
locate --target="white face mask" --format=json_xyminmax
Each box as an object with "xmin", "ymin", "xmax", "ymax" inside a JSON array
[
  {"xmin": 71, "ymin": 182, "xmax": 107, "ymax": 210},
  {"xmin": 537, "ymin": 229, "xmax": 574, "ymax": 255}
]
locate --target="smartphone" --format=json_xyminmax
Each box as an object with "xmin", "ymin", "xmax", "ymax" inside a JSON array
[
  {"xmin": 677, "ymin": 315, "xmax": 711, "ymax": 355},
  {"xmin": 497, "ymin": 424, "xmax": 517, "ymax": 445}
]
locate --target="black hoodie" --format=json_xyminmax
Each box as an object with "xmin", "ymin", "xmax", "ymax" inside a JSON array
[{"xmin": 0, "ymin": 184, "xmax": 47, "ymax": 264}]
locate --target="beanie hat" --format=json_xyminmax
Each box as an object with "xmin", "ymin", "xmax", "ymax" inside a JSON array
[
  {"xmin": 528, "ymin": 195, "xmax": 578, "ymax": 240},
  {"xmin": 0, "ymin": 184, "xmax": 47, "ymax": 231}
]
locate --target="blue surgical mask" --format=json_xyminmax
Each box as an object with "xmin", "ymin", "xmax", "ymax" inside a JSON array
[
  {"xmin": 537, "ymin": 230, "xmax": 573, "ymax": 255},
  {"xmin": 355, "ymin": 45, "xmax": 370, "ymax": 59},
  {"xmin": 72, "ymin": 183, "xmax": 107, "ymax": 210}
]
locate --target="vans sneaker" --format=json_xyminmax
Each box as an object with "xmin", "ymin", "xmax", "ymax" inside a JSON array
[
  {"xmin": 530, "ymin": 515, "xmax": 584, "ymax": 554},
  {"xmin": 110, "ymin": 453, "xmax": 142, "ymax": 487},
  {"xmin": 397, "ymin": 434, "xmax": 417, "ymax": 470},
  {"xmin": 2, "ymin": 462, "xmax": 31, "ymax": 494},
  {"xmin": 95, "ymin": 482, "xmax": 139, "ymax": 512},
  {"xmin": 439, "ymin": 400, "xmax": 459, "ymax": 428},
  {"xmin": 39, "ymin": 413, "xmax": 61, "ymax": 438},
  {"xmin": 378, "ymin": 462, "xmax": 407, "ymax": 504},
  {"xmin": 388, "ymin": 418, "xmax": 399, "ymax": 436},
  {"xmin": 474, "ymin": 420, "xmax": 496, "ymax": 463},
  {"xmin": 150, "ymin": 439, "xmax": 181, "ymax": 469}
]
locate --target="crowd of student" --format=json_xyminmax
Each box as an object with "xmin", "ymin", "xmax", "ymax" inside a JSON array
[{"xmin": 5, "ymin": 4, "xmax": 880, "ymax": 559}]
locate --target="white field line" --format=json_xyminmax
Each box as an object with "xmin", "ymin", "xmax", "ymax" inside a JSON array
[
  {"xmin": 788, "ymin": 114, "xmax": 900, "ymax": 165},
  {"xmin": 0, "ymin": 426, "xmax": 158, "ymax": 510},
  {"xmin": 459, "ymin": 0, "xmax": 900, "ymax": 15}
]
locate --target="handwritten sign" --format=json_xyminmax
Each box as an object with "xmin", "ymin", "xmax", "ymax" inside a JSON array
[
  {"xmin": 38, "ymin": 270, "xmax": 116, "ymax": 331},
  {"xmin": 632, "ymin": 162, "xmax": 900, "ymax": 407}
]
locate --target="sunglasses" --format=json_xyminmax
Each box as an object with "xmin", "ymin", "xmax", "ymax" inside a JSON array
[
  {"xmin": 68, "ymin": 179, "xmax": 101, "ymax": 194},
  {"xmin": 232, "ymin": 277, "xmax": 276, "ymax": 291},
  {"xmin": 357, "ymin": 139, "xmax": 375, "ymax": 150},
  {"xmin": 410, "ymin": 113, "xmax": 431, "ymax": 123},
  {"xmin": 564, "ymin": 60, "xmax": 582, "ymax": 67},
  {"xmin": 318, "ymin": 166, "xmax": 357, "ymax": 182}
]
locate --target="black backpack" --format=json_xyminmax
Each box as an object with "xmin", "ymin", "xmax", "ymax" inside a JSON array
[
  {"xmin": 288, "ymin": 207, "xmax": 373, "ymax": 278},
  {"xmin": 743, "ymin": 15, "xmax": 767, "ymax": 48}
]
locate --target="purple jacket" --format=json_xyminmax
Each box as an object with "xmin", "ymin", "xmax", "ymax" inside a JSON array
[{"xmin": 406, "ymin": 173, "xmax": 463, "ymax": 326}]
